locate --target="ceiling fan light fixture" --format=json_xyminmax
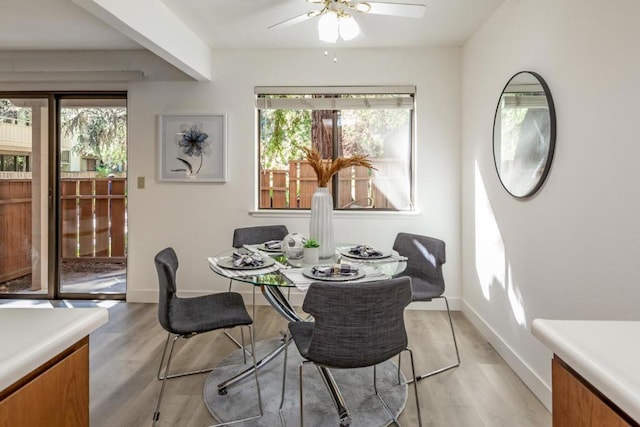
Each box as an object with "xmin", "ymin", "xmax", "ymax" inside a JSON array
[
  {"xmin": 338, "ymin": 14, "xmax": 360, "ymax": 40},
  {"xmin": 318, "ymin": 10, "xmax": 339, "ymax": 43}
]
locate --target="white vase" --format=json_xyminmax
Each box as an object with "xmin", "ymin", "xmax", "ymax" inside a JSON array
[{"xmin": 309, "ymin": 187, "xmax": 335, "ymax": 259}]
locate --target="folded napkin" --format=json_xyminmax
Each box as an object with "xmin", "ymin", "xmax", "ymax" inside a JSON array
[
  {"xmin": 232, "ymin": 251, "xmax": 264, "ymax": 267},
  {"xmin": 311, "ymin": 264, "xmax": 360, "ymax": 277},
  {"xmin": 349, "ymin": 244, "xmax": 383, "ymax": 258},
  {"xmin": 263, "ymin": 240, "xmax": 282, "ymax": 250}
]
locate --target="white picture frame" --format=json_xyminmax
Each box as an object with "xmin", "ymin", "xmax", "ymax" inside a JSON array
[{"xmin": 158, "ymin": 114, "xmax": 227, "ymax": 182}]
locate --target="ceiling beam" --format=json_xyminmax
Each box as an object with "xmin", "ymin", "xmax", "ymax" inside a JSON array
[{"xmin": 72, "ymin": 0, "xmax": 212, "ymax": 82}]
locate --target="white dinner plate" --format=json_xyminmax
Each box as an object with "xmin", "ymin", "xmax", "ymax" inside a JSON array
[
  {"xmin": 302, "ymin": 266, "xmax": 365, "ymax": 282},
  {"xmin": 216, "ymin": 256, "xmax": 276, "ymax": 270}
]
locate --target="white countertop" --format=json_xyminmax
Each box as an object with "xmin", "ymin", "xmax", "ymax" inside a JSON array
[
  {"xmin": 0, "ymin": 307, "xmax": 109, "ymax": 392},
  {"xmin": 532, "ymin": 319, "xmax": 640, "ymax": 422}
]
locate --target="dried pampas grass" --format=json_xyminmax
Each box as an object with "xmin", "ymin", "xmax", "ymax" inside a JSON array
[{"xmin": 303, "ymin": 147, "xmax": 376, "ymax": 187}]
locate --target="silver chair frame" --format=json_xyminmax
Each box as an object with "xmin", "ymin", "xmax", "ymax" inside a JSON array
[
  {"xmin": 279, "ymin": 337, "xmax": 423, "ymax": 427},
  {"xmin": 152, "ymin": 325, "xmax": 263, "ymax": 427},
  {"xmin": 225, "ymin": 271, "xmax": 291, "ymax": 355},
  {"xmin": 224, "ymin": 278, "xmax": 254, "ymax": 357},
  {"xmin": 399, "ymin": 295, "xmax": 460, "ymax": 383}
]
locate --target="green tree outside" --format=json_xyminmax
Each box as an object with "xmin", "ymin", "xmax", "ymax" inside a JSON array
[{"xmin": 61, "ymin": 107, "xmax": 127, "ymax": 175}]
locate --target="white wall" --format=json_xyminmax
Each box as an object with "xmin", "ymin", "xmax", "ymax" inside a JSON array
[
  {"xmin": 127, "ymin": 47, "xmax": 462, "ymax": 305},
  {"xmin": 462, "ymin": 0, "xmax": 640, "ymax": 409}
]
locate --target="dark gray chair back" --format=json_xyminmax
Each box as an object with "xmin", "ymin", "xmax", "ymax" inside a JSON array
[
  {"xmin": 232, "ymin": 225, "xmax": 289, "ymax": 248},
  {"xmin": 393, "ymin": 232, "xmax": 446, "ymax": 301},
  {"xmin": 154, "ymin": 247, "xmax": 179, "ymax": 333},
  {"xmin": 302, "ymin": 277, "xmax": 412, "ymax": 369}
]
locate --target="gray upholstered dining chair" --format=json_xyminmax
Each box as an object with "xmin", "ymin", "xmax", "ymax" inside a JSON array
[
  {"xmin": 280, "ymin": 277, "xmax": 422, "ymax": 427},
  {"xmin": 229, "ymin": 224, "xmax": 289, "ymax": 293},
  {"xmin": 232, "ymin": 224, "xmax": 289, "ymax": 251},
  {"xmin": 153, "ymin": 247, "xmax": 262, "ymax": 426},
  {"xmin": 225, "ymin": 225, "xmax": 289, "ymax": 350},
  {"xmin": 392, "ymin": 232, "xmax": 460, "ymax": 381}
]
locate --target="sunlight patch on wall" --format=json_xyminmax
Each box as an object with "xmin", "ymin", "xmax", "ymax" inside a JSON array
[
  {"xmin": 506, "ymin": 264, "xmax": 527, "ymax": 326},
  {"xmin": 474, "ymin": 162, "xmax": 528, "ymax": 327},
  {"xmin": 474, "ymin": 162, "xmax": 506, "ymax": 300}
]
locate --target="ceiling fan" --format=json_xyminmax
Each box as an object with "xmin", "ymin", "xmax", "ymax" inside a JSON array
[{"xmin": 269, "ymin": 0, "xmax": 426, "ymax": 43}]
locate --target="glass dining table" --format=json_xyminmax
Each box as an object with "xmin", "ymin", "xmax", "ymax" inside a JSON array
[{"xmin": 208, "ymin": 244, "xmax": 407, "ymax": 426}]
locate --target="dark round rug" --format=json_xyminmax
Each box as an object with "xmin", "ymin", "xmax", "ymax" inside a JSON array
[{"xmin": 204, "ymin": 338, "xmax": 407, "ymax": 426}]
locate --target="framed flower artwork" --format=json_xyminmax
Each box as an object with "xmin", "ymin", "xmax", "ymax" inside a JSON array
[{"xmin": 157, "ymin": 114, "xmax": 227, "ymax": 182}]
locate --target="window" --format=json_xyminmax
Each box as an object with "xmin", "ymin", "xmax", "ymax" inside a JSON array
[
  {"xmin": 60, "ymin": 150, "xmax": 70, "ymax": 163},
  {"xmin": 83, "ymin": 157, "xmax": 97, "ymax": 171},
  {"xmin": 0, "ymin": 154, "xmax": 29, "ymax": 172},
  {"xmin": 257, "ymin": 87, "xmax": 414, "ymax": 211}
]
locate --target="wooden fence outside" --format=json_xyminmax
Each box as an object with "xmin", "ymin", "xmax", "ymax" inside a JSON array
[
  {"xmin": 0, "ymin": 179, "xmax": 32, "ymax": 282},
  {"xmin": 60, "ymin": 177, "xmax": 127, "ymax": 260},
  {"xmin": 0, "ymin": 177, "xmax": 127, "ymax": 283},
  {"xmin": 260, "ymin": 159, "xmax": 402, "ymax": 209}
]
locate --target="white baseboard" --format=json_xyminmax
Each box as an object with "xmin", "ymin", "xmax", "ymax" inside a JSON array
[
  {"xmin": 125, "ymin": 289, "xmax": 157, "ymax": 303},
  {"xmin": 126, "ymin": 288, "xmax": 304, "ymax": 305},
  {"xmin": 461, "ymin": 300, "xmax": 552, "ymax": 411},
  {"xmin": 407, "ymin": 296, "xmax": 462, "ymax": 311},
  {"xmin": 126, "ymin": 290, "xmax": 463, "ymax": 311}
]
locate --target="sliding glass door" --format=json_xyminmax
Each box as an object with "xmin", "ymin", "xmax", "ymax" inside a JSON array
[
  {"xmin": 0, "ymin": 97, "xmax": 50, "ymax": 297},
  {"xmin": 57, "ymin": 97, "xmax": 127, "ymax": 298},
  {"xmin": 0, "ymin": 93, "xmax": 127, "ymax": 300}
]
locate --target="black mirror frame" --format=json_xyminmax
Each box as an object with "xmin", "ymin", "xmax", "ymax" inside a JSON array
[{"xmin": 492, "ymin": 71, "xmax": 557, "ymax": 198}]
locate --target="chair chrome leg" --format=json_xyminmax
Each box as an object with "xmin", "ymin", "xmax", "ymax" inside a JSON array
[
  {"xmin": 223, "ymin": 279, "xmax": 253, "ymax": 357},
  {"xmin": 414, "ymin": 296, "xmax": 460, "ymax": 382},
  {"xmin": 278, "ymin": 333, "xmax": 290, "ymax": 427},
  {"xmin": 402, "ymin": 296, "xmax": 461, "ymax": 384},
  {"xmin": 209, "ymin": 325, "xmax": 263, "ymax": 426},
  {"xmin": 250, "ymin": 325, "xmax": 264, "ymax": 416},
  {"xmin": 373, "ymin": 364, "xmax": 401, "ymax": 426},
  {"xmin": 152, "ymin": 334, "xmax": 179, "ymax": 425},
  {"xmin": 252, "ymin": 286, "xmax": 257, "ymax": 345},
  {"xmin": 240, "ymin": 327, "xmax": 247, "ymax": 365},
  {"xmin": 156, "ymin": 333, "xmax": 215, "ymax": 380},
  {"xmin": 156, "ymin": 333, "xmax": 171, "ymax": 380},
  {"xmin": 222, "ymin": 330, "xmax": 253, "ymax": 357},
  {"xmin": 406, "ymin": 348, "xmax": 423, "ymax": 427},
  {"xmin": 299, "ymin": 362, "xmax": 305, "ymax": 427}
]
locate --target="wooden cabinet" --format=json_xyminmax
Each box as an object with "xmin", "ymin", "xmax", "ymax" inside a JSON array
[
  {"xmin": 0, "ymin": 337, "xmax": 89, "ymax": 427},
  {"xmin": 552, "ymin": 356, "xmax": 636, "ymax": 427}
]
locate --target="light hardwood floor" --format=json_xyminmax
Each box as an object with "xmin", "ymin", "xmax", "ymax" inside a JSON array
[{"xmin": 89, "ymin": 303, "xmax": 551, "ymax": 427}]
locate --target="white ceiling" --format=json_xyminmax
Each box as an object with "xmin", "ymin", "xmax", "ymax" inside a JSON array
[
  {"xmin": 0, "ymin": 0, "xmax": 140, "ymax": 50},
  {"xmin": 0, "ymin": 0, "xmax": 506, "ymax": 82},
  {"xmin": 0, "ymin": 0, "xmax": 505, "ymax": 51},
  {"xmin": 161, "ymin": 0, "xmax": 505, "ymax": 48}
]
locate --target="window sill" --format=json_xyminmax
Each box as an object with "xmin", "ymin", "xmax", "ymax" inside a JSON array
[{"xmin": 249, "ymin": 209, "xmax": 422, "ymax": 219}]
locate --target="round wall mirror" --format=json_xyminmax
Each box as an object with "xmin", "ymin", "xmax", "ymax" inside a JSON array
[{"xmin": 493, "ymin": 71, "xmax": 556, "ymax": 198}]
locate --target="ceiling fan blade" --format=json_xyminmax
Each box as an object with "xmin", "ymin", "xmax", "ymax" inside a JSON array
[
  {"xmin": 366, "ymin": 1, "xmax": 426, "ymax": 18},
  {"xmin": 347, "ymin": 1, "xmax": 372, "ymax": 13},
  {"xmin": 268, "ymin": 12, "xmax": 313, "ymax": 29}
]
